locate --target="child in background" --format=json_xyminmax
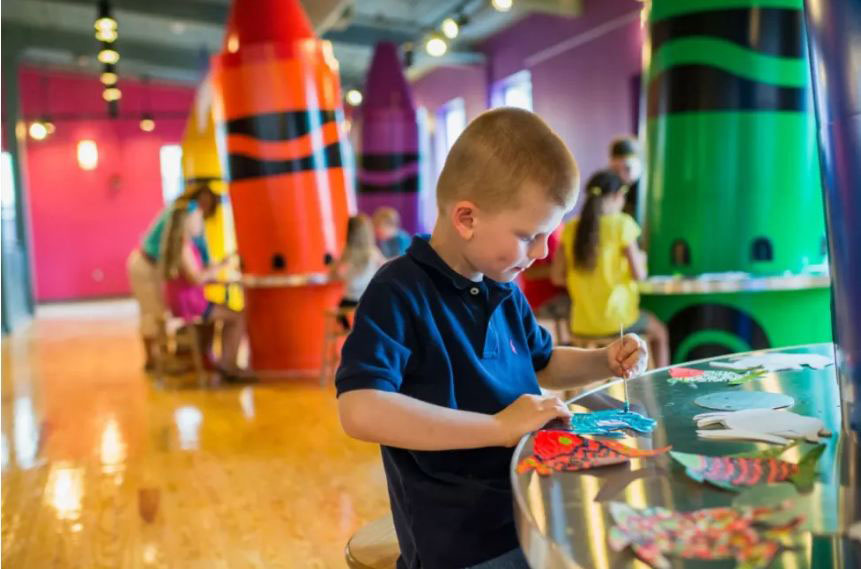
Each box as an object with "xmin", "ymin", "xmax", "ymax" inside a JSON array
[
  {"xmin": 329, "ymin": 214, "xmax": 386, "ymax": 327},
  {"xmin": 552, "ymin": 169, "xmax": 669, "ymax": 367},
  {"xmin": 336, "ymin": 109, "xmax": 648, "ymax": 569},
  {"xmin": 161, "ymin": 202, "xmax": 248, "ymax": 381},
  {"xmin": 607, "ymin": 136, "xmax": 643, "ymax": 218},
  {"xmin": 520, "ymin": 227, "xmax": 570, "ymax": 323},
  {"xmin": 127, "ymin": 184, "xmax": 219, "ymax": 371},
  {"xmin": 373, "ymin": 206, "xmax": 412, "ymax": 258}
]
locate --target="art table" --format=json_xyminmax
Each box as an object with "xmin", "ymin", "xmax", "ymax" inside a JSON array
[{"xmin": 511, "ymin": 344, "xmax": 860, "ymax": 568}]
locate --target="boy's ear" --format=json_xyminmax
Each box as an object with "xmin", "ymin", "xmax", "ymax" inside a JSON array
[{"xmin": 451, "ymin": 200, "xmax": 478, "ymax": 240}]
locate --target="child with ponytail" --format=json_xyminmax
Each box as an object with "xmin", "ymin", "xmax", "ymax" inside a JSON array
[{"xmin": 551, "ymin": 169, "xmax": 669, "ymax": 367}]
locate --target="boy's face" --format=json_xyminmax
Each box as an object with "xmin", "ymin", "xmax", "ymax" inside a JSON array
[
  {"xmin": 610, "ymin": 155, "xmax": 642, "ymax": 185},
  {"xmin": 456, "ymin": 182, "xmax": 573, "ymax": 282},
  {"xmin": 374, "ymin": 221, "xmax": 396, "ymax": 241},
  {"xmin": 196, "ymin": 188, "xmax": 219, "ymax": 219}
]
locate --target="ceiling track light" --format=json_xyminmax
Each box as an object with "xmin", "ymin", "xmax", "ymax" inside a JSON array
[
  {"xmin": 95, "ymin": 27, "xmax": 117, "ymax": 43},
  {"xmin": 491, "ymin": 0, "xmax": 514, "ymax": 13},
  {"xmin": 103, "ymin": 87, "xmax": 122, "ymax": 102},
  {"xmin": 139, "ymin": 76, "xmax": 155, "ymax": 131},
  {"xmin": 94, "ymin": 0, "xmax": 117, "ymax": 32},
  {"xmin": 100, "ymin": 63, "xmax": 118, "ymax": 85},
  {"xmin": 441, "ymin": 17, "xmax": 459, "ymax": 40},
  {"xmin": 345, "ymin": 89, "xmax": 363, "ymax": 106},
  {"xmin": 425, "ymin": 34, "xmax": 448, "ymax": 57},
  {"xmin": 98, "ymin": 44, "xmax": 120, "ymax": 64},
  {"xmin": 95, "ymin": 0, "xmax": 119, "ymax": 108}
]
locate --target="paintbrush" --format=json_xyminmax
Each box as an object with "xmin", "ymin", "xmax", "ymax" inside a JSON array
[{"xmin": 620, "ymin": 322, "xmax": 630, "ymax": 413}]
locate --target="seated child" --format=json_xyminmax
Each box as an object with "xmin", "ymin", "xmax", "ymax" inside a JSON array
[
  {"xmin": 329, "ymin": 214, "xmax": 386, "ymax": 328},
  {"xmin": 551, "ymin": 169, "xmax": 669, "ymax": 368},
  {"xmin": 336, "ymin": 108, "xmax": 649, "ymax": 569},
  {"xmin": 519, "ymin": 227, "xmax": 569, "ymax": 320},
  {"xmin": 161, "ymin": 202, "xmax": 248, "ymax": 380},
  {"xmin": 373, "ymin": 206, "xmax": 412, "ymax": 258}
]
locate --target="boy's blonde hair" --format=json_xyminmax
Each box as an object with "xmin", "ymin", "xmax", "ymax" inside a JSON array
[
  {"xmin": 436, "ymin": 107, "xmax": 579, "ymax": 211},
  {"xmin": 372, "ymin": 206, "xmax": 400, "ymax": 228}
]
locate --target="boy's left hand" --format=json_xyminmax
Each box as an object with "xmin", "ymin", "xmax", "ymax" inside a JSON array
[{"xmin": 606, "ymin": 334, "xmax": 648, "ymax": 378}]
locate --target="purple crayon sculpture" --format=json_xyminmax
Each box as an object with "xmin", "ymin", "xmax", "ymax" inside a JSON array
[{"xmin": 356, "ymin": 42, "xmax": 421, "ymax": 233}]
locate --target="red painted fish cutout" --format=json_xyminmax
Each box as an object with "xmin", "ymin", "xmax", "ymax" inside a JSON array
[{"xmin": 517, "ymin": 430, "xmax": 671, "ymax": 476}]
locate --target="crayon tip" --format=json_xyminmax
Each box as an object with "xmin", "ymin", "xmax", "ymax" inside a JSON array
[{"xmin": 223, "ymin": 0, "xmax": 314, "ymax": 52}]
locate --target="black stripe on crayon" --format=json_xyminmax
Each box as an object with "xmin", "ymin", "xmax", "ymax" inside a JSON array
[
  {"xmin": 358, "ymin": 174, "xmax": 419, "ymax": 194},
  {"xmin": 225, "ymin": 141, "xmax": 344, "ymax": 181},
  {"xmin": 651, "ymin": 8, "xmax": 804, "ymax": 58},
  {"xmin": 647, "ymin": 65, "xmax": 806, "ymax": 117},
  {"xmin": 667, "ymin": 304, "xmax": 770, "ymax": 362},
  {"xmin": 226, "ymin": 110, "xmax": 338, "ymax": 141}
]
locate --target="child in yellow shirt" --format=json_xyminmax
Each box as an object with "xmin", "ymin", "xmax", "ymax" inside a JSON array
[{"xmin": 552, "ymin": 169, "xmax": 669, "ymax": 367}]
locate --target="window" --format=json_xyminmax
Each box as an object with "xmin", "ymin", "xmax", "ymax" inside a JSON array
[
  {"xmin": 1, "ymin": 152, "xmax": 16, "ymax": 214},
  {"xmin": 491, "ymin": 70, "xmax": 533, "ymax": 111},
  {"xmin": 433, "ymin": 98, "xmax": 466, "ymax": 186},
  {"xmin": 2, "ymin": 151, "xmax": 18, "ymax": 235},
  {"xmin": 159, "ymin": 145, "xmax": 183, "ymax": 204},
  {"xmin": 437, "ymin": 97, "xmax": 466, "ymax": 153}
]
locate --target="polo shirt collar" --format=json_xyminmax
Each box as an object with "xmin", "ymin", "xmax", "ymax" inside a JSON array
[{"xmin": 407, "ymin": 235, "xmax": 512, "ymax": 297}]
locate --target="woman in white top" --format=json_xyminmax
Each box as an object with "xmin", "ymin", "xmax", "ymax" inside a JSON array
[{"xmin": 329, "ymin": 214, "xmax": 386, "ymax": 329}]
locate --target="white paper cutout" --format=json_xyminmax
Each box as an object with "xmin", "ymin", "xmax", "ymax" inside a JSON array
[
  {"xmin": 710, "ymin": 353, "xmax": 833, "ymax": 372},
  {"xmin": 694, "ymin": 409, "xmax": 832, "ymax": 445}
]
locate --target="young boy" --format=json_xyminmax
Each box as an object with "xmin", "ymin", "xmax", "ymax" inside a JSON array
[
  {"xmin": 373, "ymin": 206, "xmax": 412, "ymax": 258},
  {"xmin": 336, "ymin": 108, "xmax": 648, "ymax": 569}
]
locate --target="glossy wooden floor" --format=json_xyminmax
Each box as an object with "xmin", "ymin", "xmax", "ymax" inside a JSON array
[{"xmin": 2, "ymin": 300, "xmax": 390, "ymax": 568}]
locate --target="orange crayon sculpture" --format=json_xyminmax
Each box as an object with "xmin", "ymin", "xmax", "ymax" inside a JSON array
[{"xmin": 211, "ymin": 0, "xmax": 354, "ymax": 374}]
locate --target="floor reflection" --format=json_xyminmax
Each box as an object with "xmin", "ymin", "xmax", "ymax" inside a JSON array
[{"xmin": 2, "ymin": 299, "xmax": 390, "ymax": 568}]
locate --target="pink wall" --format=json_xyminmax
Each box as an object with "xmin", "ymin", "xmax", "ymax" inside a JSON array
[
  {"xmin": 19, "ymin": 68, "xmax": 195, "ymax": 301},
  {"xmin": 410, "ymin": 0, "xmax": 644, "ymax": 201}
]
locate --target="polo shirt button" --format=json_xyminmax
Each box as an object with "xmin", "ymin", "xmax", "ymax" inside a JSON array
[{"xmin": 470, "ymin": 287, "xmax": 480, "ymax": 296}]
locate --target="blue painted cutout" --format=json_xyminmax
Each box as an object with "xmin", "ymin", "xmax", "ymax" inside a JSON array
[{"xmin": 567, "ymin": 409, "xmax": 656, "ymax": 438}]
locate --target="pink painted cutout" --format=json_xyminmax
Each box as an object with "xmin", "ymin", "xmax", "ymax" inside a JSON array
[{"xmin": 669, "ymin": 367, "xmax": 704, "ymax": 378}]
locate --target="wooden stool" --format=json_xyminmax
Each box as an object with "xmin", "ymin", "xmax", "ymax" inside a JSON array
[
  {"xmin": 345, "ymin": 514, "xmax": 399, "ymax": 569},
  {"xmin": 534, "ymin": 293, "xmax": 572, "ymax": 346},
  {"xmin": 155, "ymin": 316, "xmax": 212, "ymax": 387},
  {"xmin": 550, "ymin": 315, "xmax": 570, "ymax": 346},
  {"xmin": 320, "ymin": 307, "xmax": 356, "ymax": 386}
]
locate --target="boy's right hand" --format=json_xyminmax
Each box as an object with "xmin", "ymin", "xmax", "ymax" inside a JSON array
[{"xmin": 494, "ymin": 394, "xmax": 572, "ymax": 447}]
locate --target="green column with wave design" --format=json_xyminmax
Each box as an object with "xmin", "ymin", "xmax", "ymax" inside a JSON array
[{"xmin": 641, "ymin": 0, "xmax": 832, "ymax": 362}]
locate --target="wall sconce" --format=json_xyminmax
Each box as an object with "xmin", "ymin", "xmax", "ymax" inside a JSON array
[
  {"xmin": 77, "ymin": 140, "xmax": 99, "ymax": 170},
  {"xmin": 28, "ymin": 122, "xmax": 49, "ymax": 141}
]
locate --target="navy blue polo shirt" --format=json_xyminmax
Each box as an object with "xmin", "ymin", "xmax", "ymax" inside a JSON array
[{"xmin": 336, "ymin": 236, "xmax": 553, "ymax": 569}]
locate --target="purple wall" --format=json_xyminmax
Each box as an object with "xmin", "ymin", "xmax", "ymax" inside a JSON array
[
  {"xmin": 411, "ymin": 66, "xmax": 488, "ymax": 122},
  {"xmin": 410, "ymin": 0, "xmax": 643, "ymax": 202}
]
